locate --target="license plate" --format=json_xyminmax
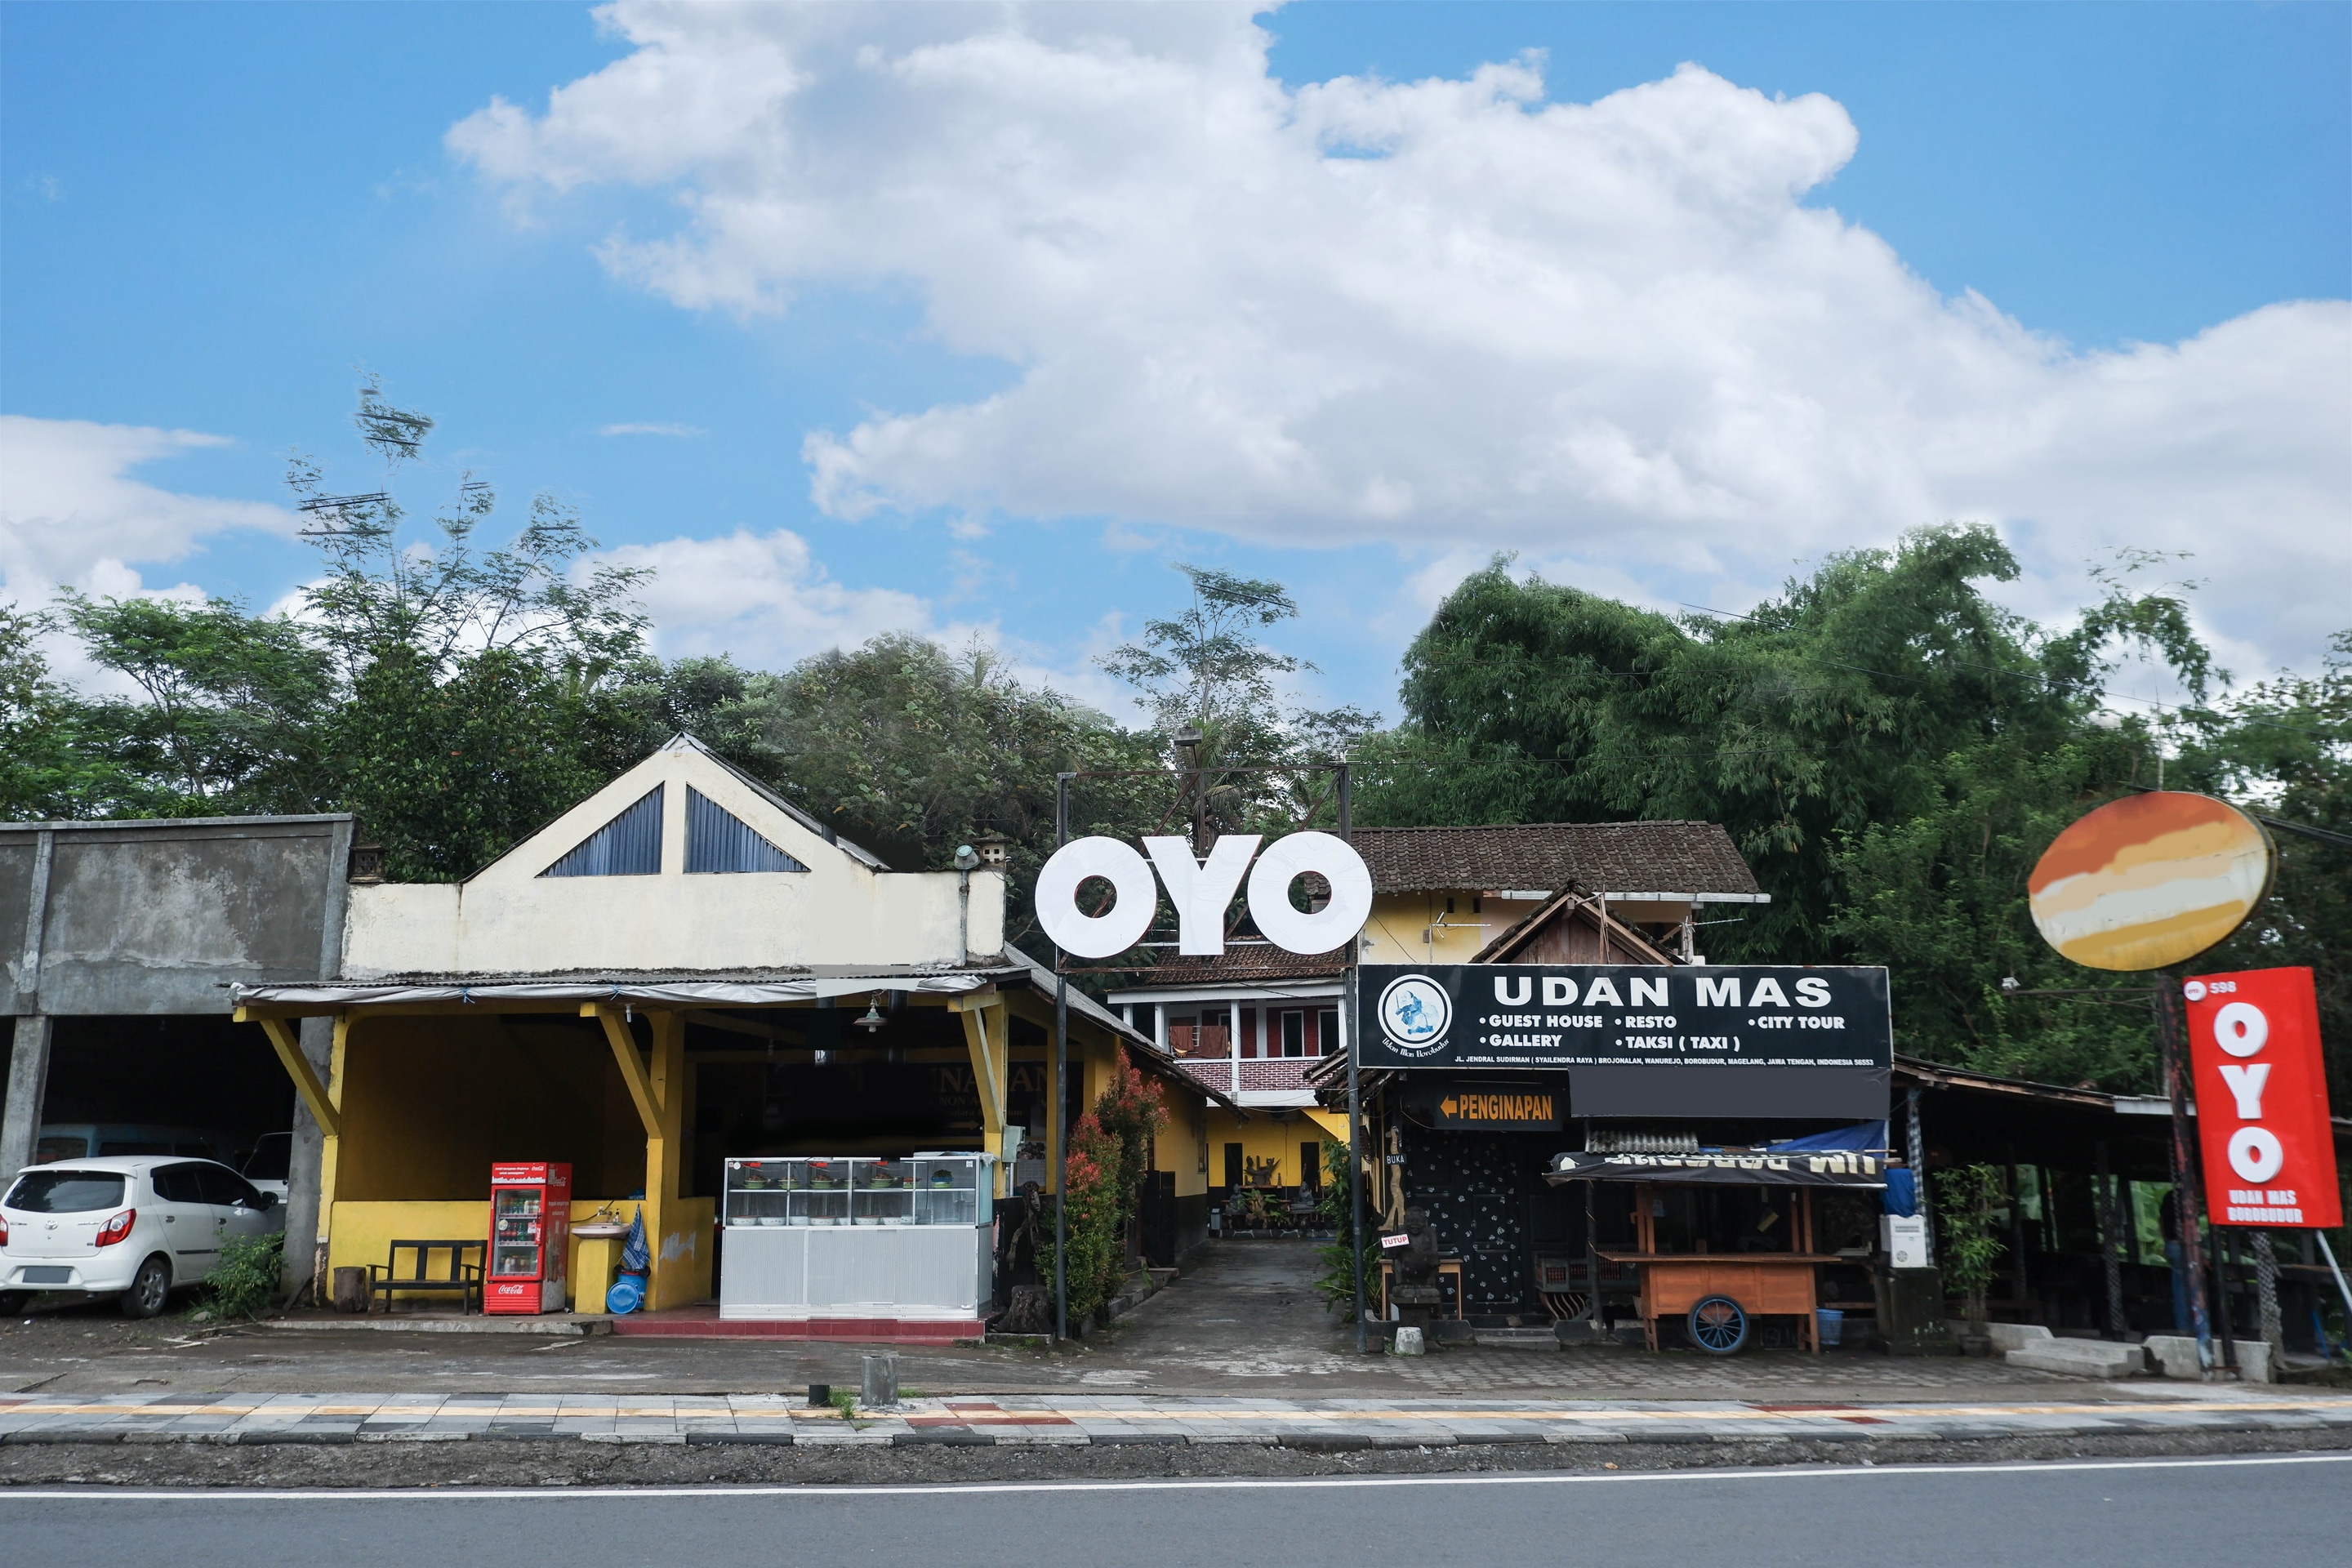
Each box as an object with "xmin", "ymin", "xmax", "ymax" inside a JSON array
[{"xmin": 20, "ymin": 1267, "xmax": 71, "ymax": 1285}]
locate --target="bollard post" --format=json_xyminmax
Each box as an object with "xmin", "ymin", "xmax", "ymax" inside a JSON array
[{"xmin": 861, "ymin": 1352, "xmax": 899, "ymax": 1409}]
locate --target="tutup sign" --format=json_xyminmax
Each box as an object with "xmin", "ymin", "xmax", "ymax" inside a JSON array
[
  {"xmin": 2028, "ymin": 792, "xmax": 2274, "ymax": 972},
  {"xmin": 2184, "ymin": 967, "xmax": 2341, "ymax": 1229},
  {"xmin": 1034, "ymin": 832, "xmax": 1372, "ymax": 959},
  {"xmin": 1356, "ymin": 964, "xmax": 1892, "ymax": 1119}
]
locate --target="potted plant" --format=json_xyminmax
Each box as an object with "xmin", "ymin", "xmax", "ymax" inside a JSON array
[{"xmin": 1937, "ymin": 1164, "xmax": 2009, "ymax": 1356}]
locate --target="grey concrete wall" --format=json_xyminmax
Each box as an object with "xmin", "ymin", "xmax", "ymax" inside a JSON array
[{"xmin": 1, "ymin": 816, "xmax": 353, "ymax": 1016}]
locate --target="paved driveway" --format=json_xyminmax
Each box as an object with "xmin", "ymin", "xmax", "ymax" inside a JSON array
[{"xmin": 0, "ymin": 1239, "xmax": 2204, "ymax": 1403}]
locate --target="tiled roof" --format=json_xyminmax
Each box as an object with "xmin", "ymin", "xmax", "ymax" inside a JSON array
[
  {"xmin": 1352, "ymin": 821, "xmax": 1757, "ymax": 897},
  {"xmin": 1134, "ymin": 946, "xmax": 1348, "ymax": 987}
]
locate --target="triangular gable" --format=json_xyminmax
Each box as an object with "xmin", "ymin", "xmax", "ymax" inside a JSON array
[
  {"xmin": 541, "ymin": 786, "xmax": 663, "ymax": 878},
  {"xmin": 470, "ymin": 733, "xmax": 888, "ymax": 885},
  {"xmin": 685, "ymin": 785, "xmax": 808, "ymax": 874}
]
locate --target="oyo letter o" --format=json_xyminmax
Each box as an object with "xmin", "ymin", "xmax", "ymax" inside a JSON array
[
  {"xmin": 1034, "ymin": 837, "xmax": 1159, "ymax": 959},
  {"xmin": 2226, "ymin": 1125, "xmax": 2284, "ymax": 1185},
  {"xmin": 2212, "ymin": 1001, "xmax": 2268, "ymax": 1058},
  {"xmin": 1246, "ymin": 831, "xmax": 1374, "ymax": 956}
]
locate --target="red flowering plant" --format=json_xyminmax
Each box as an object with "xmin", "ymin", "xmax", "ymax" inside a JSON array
[{"xmin": 1049, "ymin": 1056, "xmax": 1168, "ymax": 1322}]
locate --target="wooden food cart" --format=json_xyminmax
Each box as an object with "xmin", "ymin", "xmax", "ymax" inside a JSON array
[{"xmin": 1550, "ymin": 1146, "xmax": 1887, "ymax": 1355}]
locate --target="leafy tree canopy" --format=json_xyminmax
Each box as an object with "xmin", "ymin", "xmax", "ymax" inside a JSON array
[{"xmin": 1358, "ymin": 526, "xmax": 2279, "ymax": 1092}]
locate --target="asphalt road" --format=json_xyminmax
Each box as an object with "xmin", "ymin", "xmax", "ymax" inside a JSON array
[{"xmin": 3, "ymin": 1453, "xmax": 2345, "ymax": 1566}]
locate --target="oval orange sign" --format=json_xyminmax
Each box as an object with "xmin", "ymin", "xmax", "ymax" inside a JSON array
[{"xmin": 2027, "ymin": 792, "xmax": 2273, "ymax": 972}]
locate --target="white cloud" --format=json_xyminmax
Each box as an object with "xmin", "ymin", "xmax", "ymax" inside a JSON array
[
  {"xmin": 599, "ymin": 421, "xmax": 706, "ymax": 437},
  {"xmin": 0, "ymin": 416, "xmax": 296, "ymax": 688},
  {"xmin": 0, "ymin": 416, "xmax": 292, "ymax": 599},
  {"xmin": 598, "ymin": 527, "xmax": 932, "ymax": 667},
  {"xmin": 453, "ymin": 2, "xmax": 2352, "ymax": 671}
]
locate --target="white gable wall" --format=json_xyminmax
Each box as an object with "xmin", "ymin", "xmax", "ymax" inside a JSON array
[{"xmin": 341, "ymin": 742, "xmax": 1004, "ymax": 977}]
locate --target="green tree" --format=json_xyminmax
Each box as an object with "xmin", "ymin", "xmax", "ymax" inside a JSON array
[
  {"xmin": 281, "ymin": 379, "xmax": 655, "ymax": 878},
  {"xmin": 2175, "ymin": 632, "xmax": 2352, "ymax": 1102},
  {"xmin": 718, "ymin": 634, "xmax": 1155, "ymax": 940},
  {"xmin": 1363, "ymin": 527, "xmax": 2216, "ymax": 1087},
  {"xmin": 56, "ymin": 594, "xmax": 332, "ymax": 814},
  {"xmin": 1099, "ymin": 563, "xmax": 1376, "ymax": 841},
  {"xmin": 0, "ymin": 605, "xmax": 126, "ymax": 821}
]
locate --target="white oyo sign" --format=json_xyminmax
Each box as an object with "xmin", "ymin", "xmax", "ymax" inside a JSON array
[{"xmin": 1035, "ymin": 832, "xmax": 1373, "ymax": 959}]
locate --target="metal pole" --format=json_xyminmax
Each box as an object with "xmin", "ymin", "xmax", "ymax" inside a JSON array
[
  {"xmin": 2096, "ymin": 1140, "xmax": 2127, "ymax": 1341},
  {"xmin": 2154, "ymin": 982, "xmax": 2216, "ymax": 1374},
  {"xmin": 2314, "ymin": 1232, "xmax": 2352, "ymax": 1325},
  {"xmin": 2251, "ymin": 1230, "xmax": 2283, "ymax": 1378},
  {"xmin": 1053, "ymin": 773, "xmax": 1071, "ymax": 1344},
  {"xmin": 1340, "ymin": 763, "xmax": 1367, "ymax": 1353},
  {"xmin": 2212, "ymin": 1227, "xmax": 2240, "ymax": 1373},
  {"xmin": 1905, "ymin": 1086, "xmax": 1935, "ymax": 1268}
]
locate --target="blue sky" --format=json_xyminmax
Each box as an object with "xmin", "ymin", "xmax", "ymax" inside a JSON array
[{"xmin": 4, "ymin": 2, "xmax": 2346, "ymax": 721}]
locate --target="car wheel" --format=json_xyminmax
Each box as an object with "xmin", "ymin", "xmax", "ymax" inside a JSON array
[
  {"xmin": 121, "ymin": 1255, "xmax": 172, "ymax": 1319},
  {"xmin": 0, "ymin": 1290, "xmax": 29, "ymax": 1316},
  {"xmin": 1686, "ymin": 1294, "xmax": 1748, "ymax": 1355}
]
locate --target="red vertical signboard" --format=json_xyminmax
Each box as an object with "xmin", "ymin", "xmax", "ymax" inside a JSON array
[{"xmin": 2184, "ymin": 969, "xmax": 2341, "ymax": 1229}]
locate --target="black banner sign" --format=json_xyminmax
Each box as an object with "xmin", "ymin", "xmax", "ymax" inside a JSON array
[
  {"xmin": 1545, "ymin": 1148, "xmax": 1887, "ymax": 1188},
  {"xmin": 1355, "ymin": 964, "xmax": 1891, "ymax": 1120},
  {"xmin": 1403, "ymin": 1082, "xmax": 1561, "ymax": 1131}
]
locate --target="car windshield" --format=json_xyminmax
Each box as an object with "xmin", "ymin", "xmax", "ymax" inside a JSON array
[{"xmin": 6, "ymin": 1170, "xmax": 128, "ymax": 1214}]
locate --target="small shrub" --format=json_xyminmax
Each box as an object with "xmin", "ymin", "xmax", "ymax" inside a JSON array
[
  {"xmin": 1313, "ymin": 1138, "xmax": 1376, "ymax": 1317},
  {"xmin": 202, "ymin": 1232, "xmax": 284, "ymax": 1321},
  {"xmin": 1936, "ymin": 1163, "xmax": 2008, "ymax": 1330}
]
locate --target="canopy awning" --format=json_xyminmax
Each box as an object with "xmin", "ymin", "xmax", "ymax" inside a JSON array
[
  {"xmin": 1546, "ymin": 1148, "xmax": 1886, "ymax": 1188},
  {"xmin": 233, "ymin": 973, "xmax": 1002, "ymax": 1010}
]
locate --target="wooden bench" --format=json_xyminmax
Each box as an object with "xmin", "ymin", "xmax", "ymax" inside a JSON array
[{"xmin": 370, "ymin": 1240, "xmax": 485, "ymax": 1315}]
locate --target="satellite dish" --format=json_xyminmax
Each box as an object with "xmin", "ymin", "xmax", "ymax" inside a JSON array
[{"xmin": 2027, "ymin": 791, "xmax": 2274, "ymax": 972}]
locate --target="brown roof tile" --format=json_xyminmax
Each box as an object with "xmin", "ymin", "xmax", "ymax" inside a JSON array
[
  {"xmin": 1134, "ymin": 946, "xmax": 1348, "ymax": 987},
  {"xmin": 1352, "ymin": 821, "xmax": 1757, "ymax": 897}
]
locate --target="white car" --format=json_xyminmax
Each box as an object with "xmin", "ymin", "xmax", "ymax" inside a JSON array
[{"xmin": 0, "ymin": 1156, "xmax": 283, "ymax": 1318}]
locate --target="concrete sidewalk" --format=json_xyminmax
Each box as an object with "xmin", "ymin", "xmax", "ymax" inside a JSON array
[{"xmin": 3, "ymin": 1388, "xmax": 2346, "ymax": 1450}]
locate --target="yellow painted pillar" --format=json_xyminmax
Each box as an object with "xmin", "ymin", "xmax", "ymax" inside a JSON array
[
  {"xmin": 643, "ymin": 1010, "xmax": 689, "ymax": 1311},
  {"xmin": 318, "ymin": 1014, "xmax": 350, "ymax": 1269},
  {"xmin": 956, "ymin": 996, "xmax": 1010, "ymax": 1196}
]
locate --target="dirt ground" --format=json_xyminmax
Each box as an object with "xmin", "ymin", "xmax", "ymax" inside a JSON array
[{"xmin": 3, "ymin": 1427, "xmax": 2346, "ymax": 1490}]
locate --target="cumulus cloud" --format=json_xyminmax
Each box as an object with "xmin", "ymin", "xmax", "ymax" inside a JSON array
[
  {"xmin": 0, "ymin": 415, "xmax": 292, "ymax": 603},
  {"xmin": 597, "ymin": 527, "xmax": 933, "ymax": 667},
  {"xmin": 452, "ymin": 2, "xmax": 2352, "ymax": 669},
  {"xmin": 0, "ymin": 414, "xmax": 296, "ymax": 688}
]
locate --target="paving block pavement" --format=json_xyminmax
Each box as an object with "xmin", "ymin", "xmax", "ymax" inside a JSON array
[{"xmin": 1, "ymin": 1388, "xmax": 2346, "ymax": 1450}]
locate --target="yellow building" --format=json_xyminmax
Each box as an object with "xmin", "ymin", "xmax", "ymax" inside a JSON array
[
  {"xmin": 1109, "ymin": 822, "xmax": 1762, "ymax": 1228},
  {"xmin": 235, "ymin": 736, "xmax": 1226, "ymax": 1337}
]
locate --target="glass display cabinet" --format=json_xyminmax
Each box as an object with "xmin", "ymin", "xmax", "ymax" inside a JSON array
[{"xmin": 719, "ymin": 1154, "xmax": 996, "ymax": 1323}]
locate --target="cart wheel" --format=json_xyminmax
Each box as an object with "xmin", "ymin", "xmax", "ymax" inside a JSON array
[{"xmin": 1687, "ymin": 1294, "xmax": 1748, "ymax": 1354}]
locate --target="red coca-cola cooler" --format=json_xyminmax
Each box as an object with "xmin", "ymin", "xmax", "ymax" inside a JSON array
[{"xmin": 486, "ymin": 1163, "xmax": 572, "ymax": 1314}]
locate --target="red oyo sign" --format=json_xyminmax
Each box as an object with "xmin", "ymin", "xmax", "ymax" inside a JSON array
[{"xmin": 2184, "ymin": 967, "xmax": 2341, "ymax": 1228}]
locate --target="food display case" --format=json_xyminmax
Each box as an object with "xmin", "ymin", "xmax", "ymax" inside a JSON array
[{"xmin": 719, "ymin": 1154, "xmax": 995, "ymax": 1321}]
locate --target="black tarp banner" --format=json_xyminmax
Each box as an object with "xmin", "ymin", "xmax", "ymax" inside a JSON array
[
  {"xmin": 1355, "ymin": 963, "xmax": 1892, "ymax": 1119},
  {"xmin": 1545, "ymin": 1148, "xmax": 1888, "ymax": 1187}
]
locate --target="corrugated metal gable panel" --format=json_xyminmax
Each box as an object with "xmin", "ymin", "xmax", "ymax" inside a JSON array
[
  {"xmin": 685, "ymin": 786, "xmax": 808, "ymax": 874},
  {"xmin": 541, "ymin": 786, "xmax": 664, "ymax": 877}
]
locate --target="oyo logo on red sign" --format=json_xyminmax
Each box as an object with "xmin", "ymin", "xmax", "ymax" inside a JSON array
[{"xmin": 2184, "ymin": 968, "xmax": 2341, "ymax": 1228}]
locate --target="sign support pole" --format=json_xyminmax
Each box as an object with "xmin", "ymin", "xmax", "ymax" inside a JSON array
[
  {"xmin": 1053, "ymin": 772, "xmax": 1071, "ymax": 1345},
  {"xmin": 1340, "ymin": 763, "xmax": 1367, "ymax": 1355},
  {"xmin": 2155, "ymin": 982, "xmax": 2218, "ymax": 1375}
]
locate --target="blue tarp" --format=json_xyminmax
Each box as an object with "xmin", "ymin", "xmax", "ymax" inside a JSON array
[
  {"xmin": 1882, "ymin": 1166, "xmax": 1918, "ymax": 1217},
  {"xmin": 1767, "ymin": 1121, "xmax": 1890, "ymax": 1153}
]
